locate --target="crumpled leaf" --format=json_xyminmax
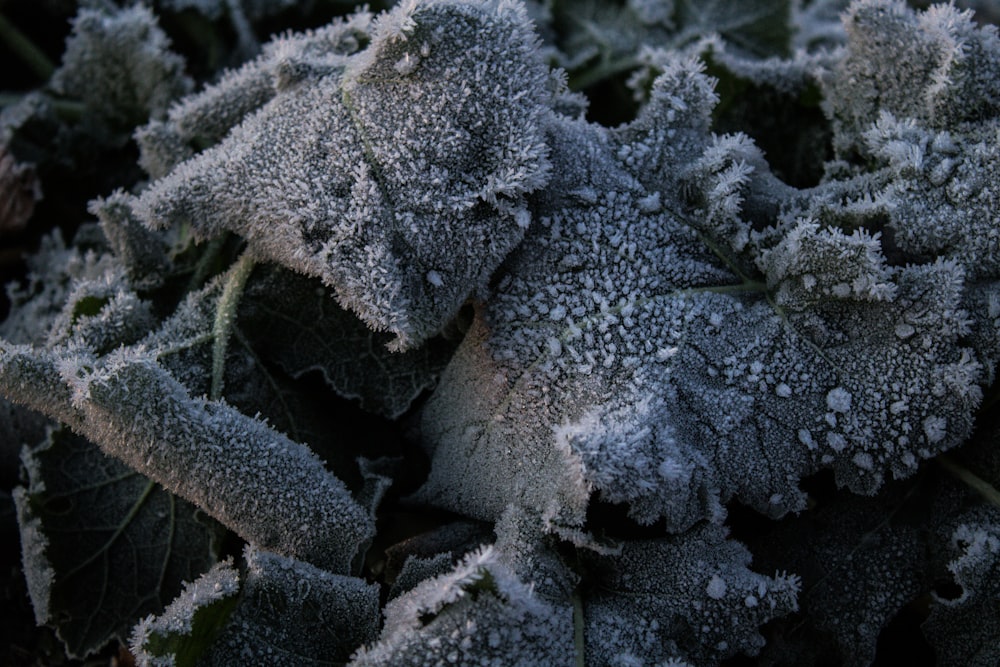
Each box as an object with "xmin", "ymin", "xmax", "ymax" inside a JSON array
[
  {"xmin": 131, "ymin": 0, "xmax": 552, "ymax": 350},
  {"xmin": 417, "ymin": 57, "xmax": 994, "ymax": 537},
  {"xmin": 135, "ymin": 11, "xmax": 374, "ymax": 179},
  {"xmin": 134, "ymin": 546, "xmax": 380, "ymax": 666},
  {"xmin": 13, "ymin": 427, "xmax": 222, "ymax": 659},
  {"xmin": 823, "ymin": 0, "xmax": 1000, "ymax": 157},
  {"xmin": 856, "ymin": 112, "xmax": 1000, "ymax": 280}
]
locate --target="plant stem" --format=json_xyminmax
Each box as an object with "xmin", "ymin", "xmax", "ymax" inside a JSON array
[
  {"xmin": 937, "ymin": 455, "xmax": 1000, "ymax": 508},
  {"xmin": 211, "ymin": 252, "xmax": 256, "ymax": 400},
  {"xmin": 0, "ymin": 13, "xmax": 56, "ymax": 81}
]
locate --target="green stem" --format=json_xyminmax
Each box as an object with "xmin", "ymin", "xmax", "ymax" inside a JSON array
[
  {"xmin": 937, "ymin": 456, "xmax": 1000, "ymax": 508},
  {"xmin": 211, "ymin": 252, "xmax": 256, "ymax": 400},
  {"xmin": 573, "ymin": 588, "xmax": 586, "ymax": 667},
  {"xmin": 0, "ymin": 13, "xmax": 56, "ymax": 81},
  {"xmin": 188, "ymin": 235, "xmax": 228, "ymax": 292}
]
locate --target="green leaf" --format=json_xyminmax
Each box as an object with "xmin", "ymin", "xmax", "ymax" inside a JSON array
[
  {"xmin": 674, "ymin": 0, "xmax": 792, "ymax": 57},
  {"xmin": 133, "ymin": 548, "xmax": 380, "ymax": 667},
  {"xmin": 132, "ymin": 558, "xmax": 242, "ymax": 667},
  {"xmin": 13, "ymin": 428, "xmax": 223, "ymax": 659},
  {"xmin": 239, "ymin": 265, "xmax": 459, "ymax": 419}
]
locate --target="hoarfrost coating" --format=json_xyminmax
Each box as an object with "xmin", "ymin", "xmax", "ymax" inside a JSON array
[{"xmin": 0, "ymin": 0, "xmax": 998, "ymax": 665}]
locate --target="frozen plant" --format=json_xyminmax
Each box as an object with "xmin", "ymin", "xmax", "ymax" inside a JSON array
[{"xmin": 0, "ymin": 0, "xmax": 998, "ymax": 665}]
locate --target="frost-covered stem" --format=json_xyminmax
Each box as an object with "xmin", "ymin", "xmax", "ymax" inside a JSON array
[
  {"xmin": 211, "ymin": 252, "xmax": 255, "ymax": 400},
  {"xmin": 0, "ymin": 14, "xmax": 55, "ymax": 81},
  {"xmin": 937, "ymin": 456, "xmax": 1000, "ymax": 508},
  {"xmin": 224, "ymin": 0, "xmax": 260, "ymax": 60}
]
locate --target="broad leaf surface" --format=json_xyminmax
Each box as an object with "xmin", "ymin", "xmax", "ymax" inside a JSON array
[
  {"xmin": 132, "ymin": 0, "xmax": 552, "ymax": 350},
  {"xmin": 417, "ymin": 57, "xmax": 996, "ymax": 536},
  {"xmin": 239, "ymin": 265, "xmax": 458, "ymax": 419},
  {"xmin": 14, "ymin": 428, "xmax": 222, "ymax": 658}
]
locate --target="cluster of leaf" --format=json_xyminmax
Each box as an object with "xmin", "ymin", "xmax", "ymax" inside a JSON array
[{"xmin": 1, "ymin": 0, "xmax": 999, "ymax": 665}]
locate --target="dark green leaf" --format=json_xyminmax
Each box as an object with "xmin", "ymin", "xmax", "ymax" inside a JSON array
[
  {"xmin": 239, "ymin": 265, "xmax": 459, "ymax": 419},
  {"xmin": 13, "ymin": 428, "xmax": 223, "ymax": 659},
  {"xmin": 134, "ymin": 548, "xmax": 380, "ymax": 667},
  {"xmin": 675, "ymin": 0, "xmax": 793, "ymax": 57}
]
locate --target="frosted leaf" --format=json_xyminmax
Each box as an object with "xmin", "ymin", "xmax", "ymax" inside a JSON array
[
  {"xmin": 50, "ymin": 5, "xmax": 191, "ymax": 131},
  {"xmin": 755, "ymin": 218, "xmax": 896, "ymax": 309},
  {"xmin": 176, "ymin": 547, "xmax": 381, "ymax": 666},
  {"xmin": 418, "ymin": 66, "xmax": 993, "ymax": 536},
  {"xmin": 923, "ymin": 511, "xmax": 1000, "ymax": 667},
  {"xmin": 45, "ymin": 266, "xmax": 155, "ymax": 356},
  {"xmin": 87, "ymin": 192, "xmax": 173, "ymax": 289},
  {"xmin": 13, "ymin": 428, "xmax": 221, "ymax": 659},
  {"xmin": 583, "ymin": 524, "xmax": 799, "ymax": 665},
  {"xmin": 0, "ymin": 343, "xmax": 373, "ymax": 573},
  {"xmin": 0, "ymin": 229, "xmax": 121, "ymax": 347},
  {"xmin": 388, "ymin": 553, "xmax": 456, "ymax": 600},
  {"xmin": 350, "ymin": 545, "xmax": 576, "ymax": 666},
  {"xmin": 135, "ymin": 11, "xmax": 373, "ymax": 178},
  {"xmin": 383, "ymin": 520, "xmax": 495, "ymax": 599},
  {"xmin": 860, "ymin": 113, "xmax": 1000, "ymax": 280},
  {"xmin": 130, "ymin": 558, "xmax": 241, "ymax": 667},
  {"xmin": 131, "ymin": 0, "xmax": 552, "ymax": 350},
  {"xmin": 131, "ymin": 547, "xmax": 378, "ymax": 667},
  {"xmin": 552, "ymin": 0, "xmax": 794, "ymax": 88},
  {"xmin": 824, "ymin": 0, "xmax": 1000, "ymax": 157},
  {"xmin": 792, "ymin": 0, "xmax": 852, "ymax": 50}
]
